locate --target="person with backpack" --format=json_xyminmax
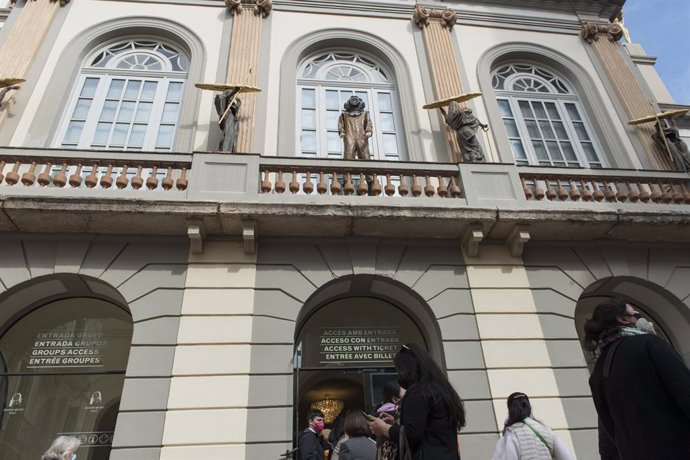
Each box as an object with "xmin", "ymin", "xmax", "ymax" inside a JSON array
[{"xmin": 298, "ymin": 409, "xmax": 327, "ymax": 460}]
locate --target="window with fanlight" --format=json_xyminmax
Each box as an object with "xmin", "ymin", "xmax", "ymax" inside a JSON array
[
  {"xmin": 297, "ymin": 51, "xmax": 405, "ymax": 161},
  {"xmin": 56, "ymin": 39, "xmax": 189, "ymax": 151},
  {"xmin": 492, "ymin": 63, "xmax": 604, "ymax": 168}
]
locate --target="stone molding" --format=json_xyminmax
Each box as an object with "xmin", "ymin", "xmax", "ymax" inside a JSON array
[
  {"xmin": 10, "ymin": 0, "xmax": 70, "ymax": 7},
  {"xmin": 226, "ymin": 0, "xmax": 272, "ymax": 17},
  {"xmin": 413, "ymin": 5, "xmax": 456, "ymax": 30},
  {"xmin": 580, "ymin": 22, "xmax": 624, "ymax": 44}
]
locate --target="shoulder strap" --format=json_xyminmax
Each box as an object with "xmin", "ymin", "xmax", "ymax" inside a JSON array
[
  {"xmin": 603, "ymin": 338, "xmax": 624, "ymax": 379},
  {"xmin": 522, "ymin": 421, "xmax": 553, "ymax": 455}
]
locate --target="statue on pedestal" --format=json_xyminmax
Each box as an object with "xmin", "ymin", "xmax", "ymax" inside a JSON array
[
  {"xmin": 214, "ymin": 87, "xmax": 242, "ymax": 153},
  {"xmin": 440, "ymin": 101, "xmax": 488, "ymax": 162},
  {"xmin": 653, "ymin": 118, "xmax": 690, "ymax": 172}
]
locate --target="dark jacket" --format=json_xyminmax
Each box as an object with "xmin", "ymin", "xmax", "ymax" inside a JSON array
[
  {"xmin": 589, "ymin": 334, "xmax": 690, "ymax": 460},
  {"xmin": 298, "ymin": 428, "xmax": 325, "ymax": 460},
  {"xmin": 388, "ymin": 384, "xmax": 460, "ymax": 460},
  {"xmin": 339, "ymin": 436, "xmax": 377, "ymax": 460}
]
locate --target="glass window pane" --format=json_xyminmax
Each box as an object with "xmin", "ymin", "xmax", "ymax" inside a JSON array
[
  {"xmin": 582, "ymin": 142, "xmax": 599, "ymax": 162},
  {"xmin": 560, "ymin": 141, "xmax": 578, "ymax": 162},
  {"xmin": 80, "ymin": 78, "xmax": 99, "ymax": 98},
  {"xmin": 565, "ymin": 103, "xmax": 581, "ymax": 121},
  {"xmin": 519, "ymin": 100, "xmax": 533, "ymax": 119},
  {"xmin": 546, "ymin": 141, "xmax": 563, "ymax": 161},
  {"xmin": 63, "ymin": 121, "xmax": 84, "ymax": 144},
  {"xmin": 129, "ymin": 124, "xmax": 146, "ymax": 147},
  {"xmin": 161, "ymin": 102, "xmax": 179, "ymax": 124},
  {"xmin": 100, "ymin": 100, "xmax": 117, "ymax": 122},
  {"xmin": 327, "ymin": 132, "xmax": 341, "ymax": 153},
  {"xmin": 503, "ymin": 119, "xmax": 520, "ymax": 138},
  {"xmin": 72, "ymin": 99, "xmax": 92, "ymax": 120},
  {"xmin": 380, "ymin": 113, "xmax": 395, "ymax": 132},
  {"xmin": 539, "ymin": 121, "xmax": 555, "ymax": 139},
  {"xmin": 497, "ymin": 99, "xmax": 513, "ymax": 118},
  {"xmin": 573, "ymin": 122, "xmax": 590, "ymax": 140},
  {"xmin": 301, "ymin": 131, "xmax": 316, "ymax": 152},
  {"xmin": 93, "ymin": 122, "xmax": 112, "ymax": 145},
  {"xmin": 302, "ymin": 109, "xmax": 316, "ymax": 129},
  {"xmin": 552, "ymin": 121, "xmax": 568, "ymax": 139},
  {"xmin": 510, "ymin": 139, "xmax": 527, "ymax": 160},
  {"xmin": 141, "ymin": 81, "xmax": 158, "ymax": 101},
  {"xmin": 377, "ymin": 92, "xmax": 392, "ymax": 112},
  {"xmin": 117, "ymin": 101, "xmax": 135, "ymax": 122},
  {"xmin": 532, "ymin": 140, "xmax": 549, "ymax": 161},
  {"xmin": 107, "ymin": 79, "xmax": 125, "ymax": 99},
  {"xmin": 326, "ymin": 110, "xmax": 339, "ymax": 130},
  {"xmin": 166, "ymin": 82, "xmax": 182, "ymax": 102},
  {"xmin": 355, "ymin": 92, "xmax": 368, "ymax": 106},
  {"xmin": 134, "ymin": 102, "xmax": 153, "ymax": 123},
  {"xmin": 383, "ymin": 134, "xmax": 398, "ymax": 154},
  {"xmin": 111, "ymin": 123, "xmax": 129, "ymax": 145},
  {"xmin": 533, "ymin": 102, "xmax": 547, "ymax": 119},
  {"xmin": 156, "ymin": 125, "xmax": 174, "ymax": 149},
  {"xmin": 124, "ymin": 80, "xmax": 142, "ymax": 100},
  {"xmin": 545, "ymin": 102, "xmax": 560, "ymax": 119},
  {"xmin": 325, "ymin": 90, "xmax": 338, "ymax": 110},
  {"xmin": 526, "ymin": 120, "xmax": 541, "ymax": 139}
]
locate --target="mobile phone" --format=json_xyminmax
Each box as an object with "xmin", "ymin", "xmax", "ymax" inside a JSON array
[{"xmin": 361, "ymin": 410, "xmax": 376, "ymax": 421}]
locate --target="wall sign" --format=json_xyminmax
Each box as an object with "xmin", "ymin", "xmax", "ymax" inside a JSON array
[
  {"xmin": 26, "ymin": 329, "xmax": 108, "ymax": 369},
  {"xmin": 318, "ymin": 327, "xmax": 400, "ymax": 364}
]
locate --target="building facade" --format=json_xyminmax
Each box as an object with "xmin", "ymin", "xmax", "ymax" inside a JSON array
[{"xmin": 0, "ymin": 0, "xmax": 689, "ymax": 459}]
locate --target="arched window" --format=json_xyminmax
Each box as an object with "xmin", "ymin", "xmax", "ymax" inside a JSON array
[
  {"xmin": 57, "ymin": 39, "xmax": 189, "ymax": 151},
  {"xmin": 0, "ymin": 298, "xmax": 132, "ymax": 460},
  {"xmin": 492, "ymin": 63, "xmax": 604, "ymax": 168},
  {"xmin": 297, "ymin": 51, "xmax": 405, "ymax": 161}
]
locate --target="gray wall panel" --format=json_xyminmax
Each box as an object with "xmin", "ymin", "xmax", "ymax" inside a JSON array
[
  {"xmin": 460, "ymin": 433, "xmax": 500, "ymax": 460},
  {"xmin": 109, "ymin": 448, "xmax": 162, "ymax": 460},
  {"xmin": 0, "ymin": 239, "xmax": 30, "ymax": 289},
  {"xmin": 112, "ymin": 411, "xmax": 166, "ymax": 447},
  {"xmin": 128, "ymin": 289, "xmax": 185, "ymax": 322},
  {"xmin": 120, "ymin": 378, "xmax": 172, "ymax": 411},
  {"xmin": 126, "ymin": 346, "xmax": 175, "ymax": 377},
  {"xmin": 22, "ymin": 239, "xmax": 57, "ymax": 278}
]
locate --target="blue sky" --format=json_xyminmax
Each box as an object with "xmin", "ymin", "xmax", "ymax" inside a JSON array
[{"xmin": 624, "ymin": 0, "xmax": 690, "ymax": 104}]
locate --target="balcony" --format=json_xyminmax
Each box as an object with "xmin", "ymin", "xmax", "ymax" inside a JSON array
[{"xmin": 1, "ymin": 146, "xmax": 689, "ymax": 245}]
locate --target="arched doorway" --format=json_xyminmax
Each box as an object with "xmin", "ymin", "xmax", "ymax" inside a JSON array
[
  {"xmin": 293, "ymin": 275, "xmax": 441, "ymax": 438},
  {"xmin": 0, "ymin": 275, "xmax": 132, "ymax": 460}
]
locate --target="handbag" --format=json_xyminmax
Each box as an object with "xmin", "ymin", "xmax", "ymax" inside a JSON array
[{"xmin": 398, "ymin": 425, "xmax": 412, "ymax": 460}]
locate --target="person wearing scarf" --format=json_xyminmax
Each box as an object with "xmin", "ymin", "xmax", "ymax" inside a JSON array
[{"xmin": 584, "ymin": 298, "xmax": 690, "ymax": 459}]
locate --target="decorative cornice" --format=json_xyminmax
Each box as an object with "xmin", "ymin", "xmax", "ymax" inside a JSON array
[
  {"xmin": 226, "ymin": 0, "xmax": 272, "ymax": 17},
  {"xmin": 413, "ymin": 5, "xmax": 456, "ymax": 29},
  {"xmin": 580, "ymin": 22, "xmax": 624, "ymax": 44},
  {"xmin": 9, "ymin": 0, "xmax": 70, "ymax": 7}
]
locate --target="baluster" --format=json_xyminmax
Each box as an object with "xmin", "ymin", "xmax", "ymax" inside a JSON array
[
  {"xmin": 568, "ymin": 178, "xmax": 581, "ymax": 201},
  {"xmin": 289, "ymin": 171, "xmax": 300, "ymax": 194},
  {"xmin": 317, "ymin": 171, "xmax": 328, "ymax": 195},
  {"xmin": 0, "ymin": 161, "xmax": 5, "ymax": 184},
  {"xmin": 424, "ymin": 175, "xmax": 435, "ymax": 197},
  {"xmin": 357, "ymin": 173, "xmax": 368, "ymax": 195},
  {"xmin": 411, "ymin": 174, "xmax": 421, "ymax": 197},
  {"xmin": 330, "ymin": 171, "xmax": 342, "ymax": 195},
  {"xmin": 625, "ymin": 181, "xmax": 639, "ymax": 202},
  {"xmin": 398, "ymin": 175, "xmax": 409, "ymax": 196},
  {"xmin": 603, "ymin": 180, "xmax": 616, "ymax": 202},
  {"xmin": 21, "ymin": 161, "xmax": 38, "ymax": 186},
  {"xmin": 84, "ymin": 163, "xmax": 99, "ymax": 188},
  {"xmin": 275, "ymin": 170, "xmax": 286, "ymax": 194},
  {"xmin": 131, "ymin": 165, "xmax": 144, "ymax": 190},
  {"xmin": 69, "ymin": 164, "xmax": 83, "ymax": 188},
  {"xmin": 146, "ymin": 166, "xmax": 159, "ymax": 190},
  {"xmin": 556, "ymin": 179, "xmax": 568, "ymax": 201},
  {"xmin": 370, "ymin": 174, "xmax": 381, "ymax": 196},
  {"xmin": 591, "ymin": 179, "xmax": 604, "ymax": 201},
  {"xmin": 176, "ymin": 168, "xmax": 189, "ymax": 191},
  {"xmin": 545, "ymin": 179, "xmax": 556, "ymax": 200},
  {"xmin": 37, "ymin": 162, "xmax": 53, "ymax": 187},
  {"xmin": 437, "ymin": 176, "xmax": 448, "ymax": 198},
  {"xmin": 5, "ymin": 162, "xmax": 20, "ymax": 186},
  {"xmin": 533, "ymin": 178, "xmax": 545, "ymax": 200},
  {"xmin": 344, "ymin": 172, "xmax": 355, "ymax": 195},
  {"xmin": 53, "ymin": 163, "xmax": 68, "ymax": 188},
  {"xmin": 116, "ymin": 165, "xmax": 129, "ymax": 189},
  {"xmin": 681, "ymin": 182, "xmax": 690, "ymax": 204},
  {"xmin": 521, "ymin": 177, "xmax": 533, "ymax": 200},
  {"xmin": 615, "ymin": 180, "xmax": 627, "ymax": 202},
  {"xmin": 162, "ymin": 166, "xmax": 174, "ymax": 191},
  {"xmin": 100, "ymin": 164, "xmax": 114, "ymax": 189},
  {"xmin": 637, "ymin": 181, "xmax": 651, "ymax": 203},
  {"xmin": 650, "ymin": 182, "xmax": 662, "ymax": 203},
  {"xmin": 660, "ymin": 183, "xmax": 673, "ymax": 203},
  {"xmin": 303, "ymin": 170, "xmax": 314, "ymax": 194},
  {"xmin": 671, "ymin": 182, "xmax": 684, "ymax": 204},
  {"xmin": 384, "ymin": 173, "xmax": 395, "ymax": 196},
  {"xmin": 449, "ymin": 176, "xmax": 461, "ymax": 198},
  {"xmin": 580, "ymin": 180, "xmax": 592, "ymax": 201},
  {"xmin": 261, "ymin": 170, "xmax": 272, "ymax": 193}
]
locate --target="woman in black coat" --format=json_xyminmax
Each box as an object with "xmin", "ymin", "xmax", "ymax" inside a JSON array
[
  {"xmin": 585, "ymin": 298, "xmax": 690, "ymax": 459},
  {"xmin": 369, "ymin": 343, "xmax": 464, "ymax": 460}
]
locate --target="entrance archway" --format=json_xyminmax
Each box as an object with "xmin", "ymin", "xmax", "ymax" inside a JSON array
[{"xmin": 293, "ymin": 275, "xmax": 442, "ymax": 437}]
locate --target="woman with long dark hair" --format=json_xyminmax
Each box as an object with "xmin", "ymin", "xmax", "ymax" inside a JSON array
[
  {"xmin": 369, "ymin": 343, "xmax": 464, "ymax": 459},
  {"xmin": 585, "ymin": 298, "xmax": 690, "ymax": 459},
  {"xmin": 491, "ymin": 392, "xmax": 572, "ymax": 459}
]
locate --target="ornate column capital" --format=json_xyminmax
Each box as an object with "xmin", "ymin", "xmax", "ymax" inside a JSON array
[
  {"xmin": 413, "ymin": 5, "xmax": 456, "ymax": 30},
  {"xmin": 226, "ymin": 0, "xmax": 272, "ymax": 17},
  {"xmin": 580, "ymin": 22, "xmax": 624, "ymax": 44}
]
